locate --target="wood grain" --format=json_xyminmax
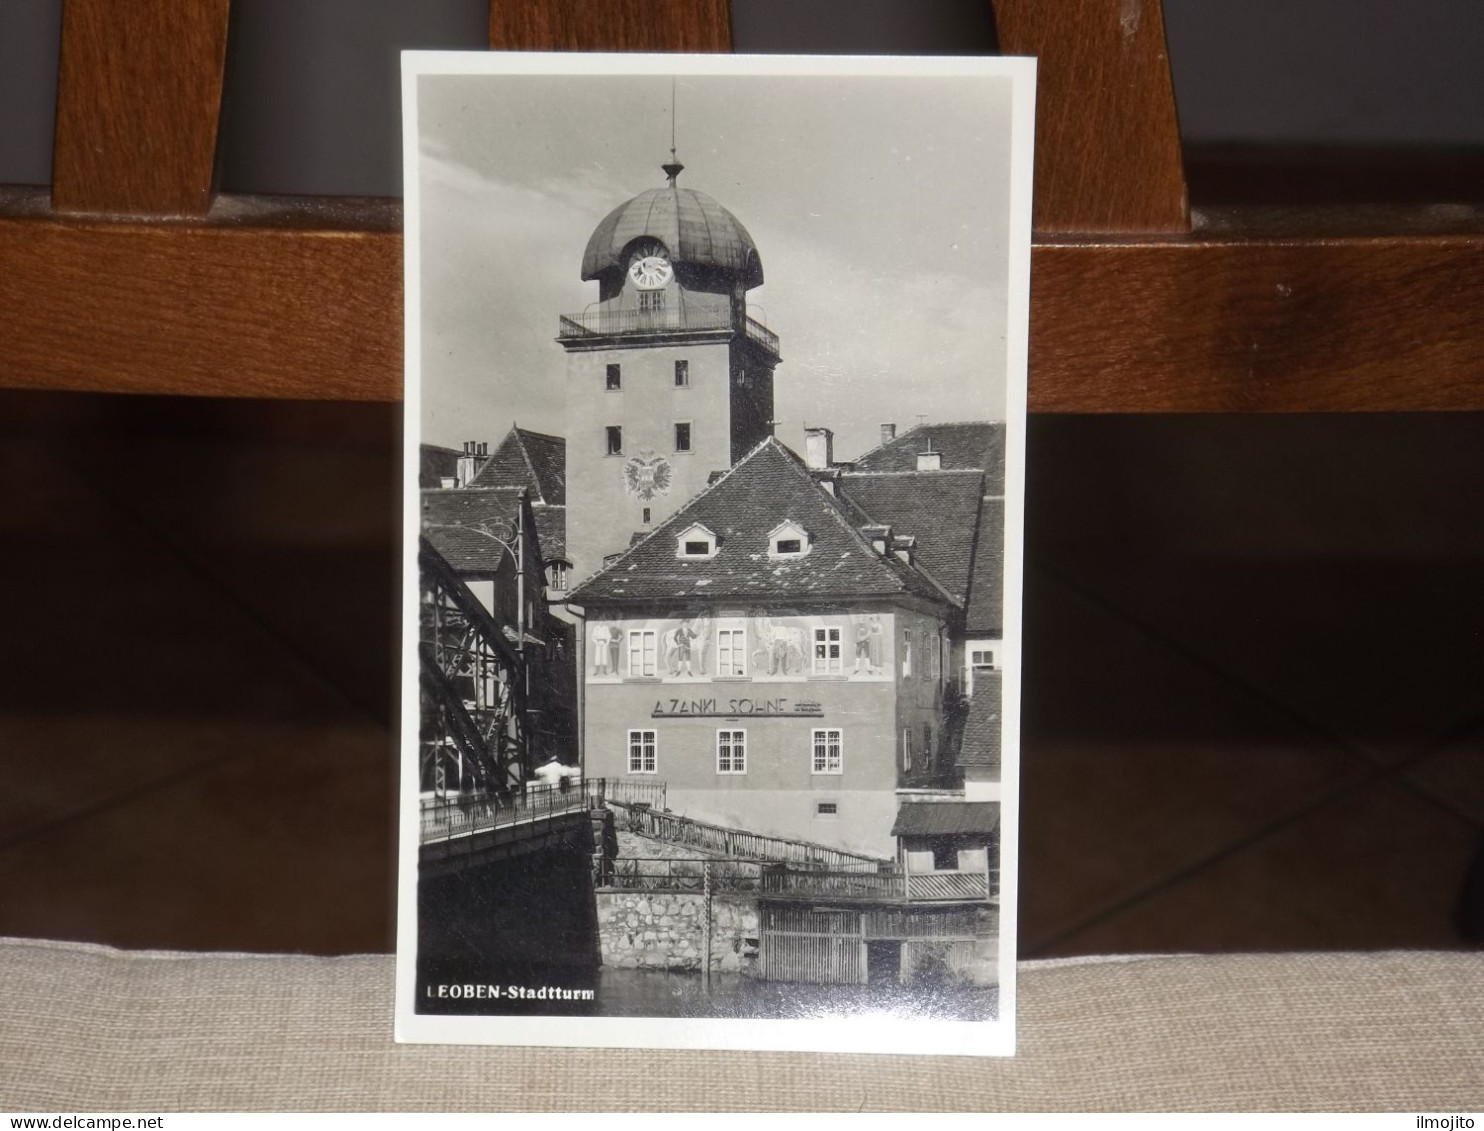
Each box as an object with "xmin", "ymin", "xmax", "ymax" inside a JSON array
[
  {"xmin": 489, "ymin": 0, "xmax": 731, "ymax": 51},
  {"xmin": 995, "ymin": 0, "xmax": 1188, "ymax": 234},
  {"xmin": 1029, "ymin": 232, "xmax": 1484, "ymax": 412},
  {"xmin": 52, "ymin": 0, "xmax": 231, "ymax": 216},
  {"xmin": 1, "ymin": 194, "xmax": 1479, "ymax": 411},
  {"xmin": 0, "ymin": 196, "xmax": 402, "ymax": 400}
]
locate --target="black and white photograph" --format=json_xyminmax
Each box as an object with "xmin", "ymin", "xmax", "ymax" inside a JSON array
[{"xmin": 396, "ymin": 52, "xmax": 1033, "ymax": 1055}]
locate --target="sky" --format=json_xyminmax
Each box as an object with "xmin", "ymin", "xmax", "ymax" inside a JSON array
[{"xmin": 415, "ymin": 66, "xmax": 1017, "ymax": 463}]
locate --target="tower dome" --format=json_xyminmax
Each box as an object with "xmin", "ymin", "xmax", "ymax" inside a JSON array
[{"xmin": 579, "ymin": 164, "xmax": 764, "ymax": 289}]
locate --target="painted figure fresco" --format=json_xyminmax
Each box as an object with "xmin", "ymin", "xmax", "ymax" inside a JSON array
[
  {"xmin": 855, "ymin": 613, "xmax": 885, "ymax": 674},
  {"xmin": 591, "ymin": 622, "xmax": 618, "ymax": 676},
  {"xmin": 752, "ymin": 614, "xmax": 808, "ymax": 676},
  {"xmin": 661, "ymin": 613, "xmax": 711, "ymax": 677}
]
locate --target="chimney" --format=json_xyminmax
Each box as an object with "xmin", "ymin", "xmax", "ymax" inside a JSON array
[
  {"xmin": 916, "ymin": 437, "xmax": 941, "ymax": 471},
  {"xmin": 455, "ymin": 440, "xmax": 483, "ymax": 488},
  {"xmin": 891, "ymin": 533, "xmax": 916, "ymax": 566},
  {"xmin": 879, "ymin": 422, "xmax": 897, "ymax": 446},
  {"xmin": 861, "ymin": 523, "xmax": 892, "ymax": 556},
  {"xmin": 803, "ymin": 426, "xmax": 834, "ymax": 470}
]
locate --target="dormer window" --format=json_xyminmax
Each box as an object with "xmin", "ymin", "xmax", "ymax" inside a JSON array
[
  {"xmin": 675, "ymin": 522, "xmax": 719, "ymax": 560},
  {"xmin": 767, "ymin": 521, "xmax": 811, "ymax": 559}
]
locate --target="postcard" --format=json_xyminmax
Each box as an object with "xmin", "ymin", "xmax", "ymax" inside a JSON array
[{"xmin": 396, "ymin": 51, "xmax": 1033, "ymax": 1056}]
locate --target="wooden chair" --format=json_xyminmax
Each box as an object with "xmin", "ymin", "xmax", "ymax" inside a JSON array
[{"xmin": 1, "ymin": 0, "xmax": 1479, "ymax": 412}]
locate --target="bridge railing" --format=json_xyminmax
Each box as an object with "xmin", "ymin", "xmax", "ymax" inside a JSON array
[
  {"xmin": 607, "ymin": 800, "xmax": 889, "ymax": 871},
  {"xmin": 420, "ymin": 778, "xmax": 590, "ymax": 845},
  {"xmin": 603, "ymin": 857, "xmax": 764, "ymax": 893},
  {"xmin": 600, "ymin": 860, "xmax": 996, "ymax": 904}
]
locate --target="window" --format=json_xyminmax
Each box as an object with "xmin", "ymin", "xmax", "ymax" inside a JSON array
[
  {"xmin": 767, "ymin": 521, "xmax": 810, "ymax": 559},
  {"xmin": 717, "ymin": 628, "xmax": 746, "ymax": 676},
  {"xmin": 674, "ymin": 422, "xmax": 691, "ymax": 452},
  {"xmin": 931, "ymin": 634, "xmax": 942, "ymax": 681},
  {"xmin": 675, "ymin": 523, "xmax": 718, "ymax": 559},
  {"xmin": 902, "ymin": 727, "xmax": 913, "ymax": 771},
  {"xmin": 674, "ymin": 359, "xmax": 689, "ymax": 387},
  {"xmin": 717, "ymin": 729, "xmax": 746, "ymax": 774},
  {"xmin": 902, "ymin": 631, "xmax": 913, "ymax": 677},
  {"xmin": 811, "ymin": 728, "xmax": 843, "ymax": 774},
  {"xmin": 923, "ymin": 723, "xmax": 933, "ymax": 767},
  {"xmin": 548, "ymin": 562, "xmax": 568, "ymax": 591},
  {"xmin": 815, "ymin": 801, "xmax": 838, "ymax": 817},
  {"xmin": 605, "ymin": 363, "xmax": 621, "ymax": 390},
  {"xmin": 920, "ymin": 631, "xmax": 930, "ymax": 681},
  {"xmin": 627, "ymin": 630, "xmax": 657, "ymax": 677},
  {"xmin": 627, "ymin": 729, "xmax": 657, "ymax": 774},
  {"xmin": 639, "ymin": 289, "xmax": 665, "ymax": 313},
  {"xmin": 970, "ymin": 648, "xmax": 996, "ymax": 669},
  {"xmin": 605, "ymin": 426, "xmax": 623, "ymax": 455},
  {"xmin": 813, "ymin": 626, "xmax": 842, "ymax": 674},
  {"xmin": 643, "ymin": 507, "xmax": 651, "ymax": 524}
]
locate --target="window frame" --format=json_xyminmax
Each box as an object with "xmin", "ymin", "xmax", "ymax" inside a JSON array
[
  {"xmin": 674, "ymin": 421, "xmax": 692, "ymax": 453},
  {"xmin": 716, "ymin": 728, "xmax": 747, "ymax": 775},
  {"xmin": 674, "ymin": 359, "xmax": 690, "ymax": 387},
  {"xmin": 627, "ymin": 729, "xmax": 657, "ymax": 774},
  {"xmin": 811, "ymin": 728, "xmax": 843, "ymax": 775},
  {"xmin": 605, "ymin": 425, "xmax": 623, "ymax": 456},
  {"xmin": 605, "ymin": 363, "xmax": 621, "ymax": 391},
  {"xmin": 716, "ymin": 627, "xmax": 747, "ymax": 676},
  {"xmin": 813, "ymin": 625, "xmax": 843, "ymax": 675},
  {"xmin": 627, "ymin": 629, "xmax": 657, "ymax": 677}
]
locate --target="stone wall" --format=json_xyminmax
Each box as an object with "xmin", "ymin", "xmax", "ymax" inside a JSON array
[{"xmin": 596, "ymin": 890, "xmax": 759, "ymax": 975}]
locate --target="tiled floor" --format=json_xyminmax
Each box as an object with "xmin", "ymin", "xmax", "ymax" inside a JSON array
[{"xmin": 0, "ymin": 392, "xmax": 1480, "ymax": 958}]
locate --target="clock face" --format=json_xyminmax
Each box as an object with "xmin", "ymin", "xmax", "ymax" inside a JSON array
[{"xmin": 628, "ymin": 254, "xmax": 673, "ymax": 291}]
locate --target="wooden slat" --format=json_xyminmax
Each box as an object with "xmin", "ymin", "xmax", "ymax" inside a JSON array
[
  {"xmin": 489, "ymin": 0, "xmax": 731, "ymax": 51},
  {"xmin": 0, "ymin": 195, "xmax": 401, "ymax": 400},
  {"xmin": 52, "ymin": 0, "xmax": 231, "ymax": 216},
  {"xmin": 994, "ymin": 0, "xmax": 1188, "ymax": 234},
  {"xmin": 1029, "ymin": 232, "xmax": 1484, "ymax": 412},
  {"xmin": 1, "ymin": 194, "xmax": 1480, "ymax": 411}
]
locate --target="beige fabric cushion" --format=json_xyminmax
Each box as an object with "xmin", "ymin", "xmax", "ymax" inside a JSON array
[{"xmin": 1, "ymin": 937, "xmax": 1480, "ymax": 1111}]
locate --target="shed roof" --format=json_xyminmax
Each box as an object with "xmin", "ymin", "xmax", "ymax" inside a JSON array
[{"xmin": 891, "ymin": 802, "xmax": 1000, "ymax": 838}]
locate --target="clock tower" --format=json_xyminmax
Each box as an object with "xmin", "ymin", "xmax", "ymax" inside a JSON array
[{"xmin": 558, "ymin": 159, "xmax": 780, "ymax": 583}]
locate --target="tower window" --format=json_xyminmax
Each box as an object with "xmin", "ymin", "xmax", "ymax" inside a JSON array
[
  {"xmin": 605, "ymin": 426, "xmax": 622, "ymax": 455},
  {"xmin": 643, "ymin": 508, "xmax": 652, "ymax": 524},
  {"xmin": 605, "ymin": 364, "xmax": 621, "ymax": 390},
  {"xmin": 675, "ymin": 360, "xmax": 689, "ymax": 387},
  {"xmin": 674, "ymin": 422, "xmax": 691, "ymax": 452}
]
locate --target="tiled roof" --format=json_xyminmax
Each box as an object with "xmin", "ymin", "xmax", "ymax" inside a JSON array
[
  {"xmin": 852, "ymin": 421, "xmax": 1006, "ymax": 494},
  {"xmin": 467, "ymin": 427, "xmax": 566, "ymax": 504},
  {"xmin": 958, "ymin": 669, "xmax": 1002, "ymax": 772},
  {"xmin": 418, "ymin": 444, "xmax": 462, "ymax": 490},
  {"xmin": 569, "ymin": 438, "xmax": 955, "ymax": 607},
  {"xmin": 532, "ymin": 503, "xmax": 567, "ymax": 562},
  {"xmin": 891, "ymin": 801, "xmax": 999, "ymax": 838},
  {"xmin": 420, "ymin": 488, "xmax": 524, "ymax": 574},
  {"xmin": 836, "ymin": 469, "xmax": 985, "ymax": 603},
  {"xmin": 965, "ymin": 497, "xmax": 1003, "ymax": 635}
]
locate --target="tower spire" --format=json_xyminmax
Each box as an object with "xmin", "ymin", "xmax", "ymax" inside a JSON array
[{"xmin": 662, "ymin": 76, "xmax": 684, "ymax": 185}]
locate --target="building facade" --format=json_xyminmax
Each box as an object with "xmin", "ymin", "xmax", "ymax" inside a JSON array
[{"xmin": 570, "ymin": 438, "xmax": 957, "ymax": 859}]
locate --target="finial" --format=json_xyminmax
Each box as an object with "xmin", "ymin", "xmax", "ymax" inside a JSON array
[{"xmin": 663, "ymin": 76, "xmax": 684, "ymax": 185}]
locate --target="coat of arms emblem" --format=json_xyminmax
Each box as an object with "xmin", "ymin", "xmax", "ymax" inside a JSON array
[{"xmin": 623, "ymin": 449, "xmax": 673, "ymax": 501}]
